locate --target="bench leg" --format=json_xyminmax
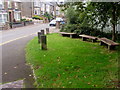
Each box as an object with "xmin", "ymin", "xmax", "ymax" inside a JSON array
[
  {"xmin": 70, "ymin": 34, "xmax": 72, "ymax": 38},
  {"xmin": 100, "ymin": 41, "xmax": 104, "ymax": 45},
  {"xmin": 82, "ymin": 37, "xmax": 86, "ymax": 41},
  {"xmin": 61, "ymin": 34, "xmax": 66, "ymax": 37},
  {"xmin": 92, "ymin": 39, "xmax": 96, "ymax": 43},
  {"xmin": 108, "ymin": 45, "xmax": 115, "ymax": 50}
]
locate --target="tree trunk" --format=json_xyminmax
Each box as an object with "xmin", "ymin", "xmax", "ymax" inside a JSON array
[
  {"xmin": 112, "ymin": 3, "xmax": 116, "ymax": 41},
  {"xmin": 112, "ymin": 23, "xmax": 116, "ymax": 41}
]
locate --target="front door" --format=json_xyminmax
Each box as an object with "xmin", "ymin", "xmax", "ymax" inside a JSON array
[{"xmin": 9, "ymin": 12, "xmax": 12, "ymax": 22}]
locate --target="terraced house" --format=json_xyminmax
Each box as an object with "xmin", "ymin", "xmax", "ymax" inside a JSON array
[
  {"xmin": 0, "ymin": 0, "xmax": 63, "ymax": 30},
  {"xmin": 0, "ymin": 0, "xmax": 22, "ymax": 30},
  {"xmin": 22, "ymin": 0, "xmax": 61, "ymax": 18}
]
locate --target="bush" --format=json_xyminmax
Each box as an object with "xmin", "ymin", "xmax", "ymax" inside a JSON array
[
  {"xmin": 21, "ymin": 19, "xmax": 33, "ymax": 22},
  {"xmin": 65, "ymin": 7, "xmax": 78, "ymax": 24},
  {"xmin": 117, "ymin": 34, "xmax": 120, "ymax": 43},
  {"xmin": 21, "ymin": 18, "xmax": 26, "ymax": 21},
  {"xmin": 32, "ymin": 15, "xmax": 43, "ymax": 20},
  {"xmin": 43, "ymin": 12, "xmax": 52, "ymax": 21},
  {"xmin": 60, "ymin": 24, "xmax": 79, "ymax": 33},
  {"xmin": 60, "ymin": 24, "xmax": 112, "ymax": 38}
]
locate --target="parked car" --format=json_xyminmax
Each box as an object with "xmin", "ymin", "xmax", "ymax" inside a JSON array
[
  {"xmin": 60, "ymin": 21, "xmax": 65, "ymax": 25},
  {"xmin": 56, "ymin": 17, "xmax": 63, "ymax": 21},
  {"xmin": 49, "ymin": 19, "xmax": 56, "ymax": 26},
  {"xmin": 49, "ymin": 18, "xmax": 65, "ymax": 26}
]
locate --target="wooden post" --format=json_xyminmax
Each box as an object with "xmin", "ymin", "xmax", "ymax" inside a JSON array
[
  {"xmin": 46, "ymin": 28, "xmax": 49, "ymax": 34},
  {"xmin": 41, "ymin": 29, "xmax": 45, "ymax": 35},
  {"xmin": 38, "ymin": 32, "xmax": 42, "ymax": 43},
  {"xmin": 41, "ymin": 35, "xmax": 47, "ymax": 50}
]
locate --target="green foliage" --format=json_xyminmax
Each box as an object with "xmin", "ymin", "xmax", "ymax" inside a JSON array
[
  {"xmin": 60, "ymin": 24, "xmax": 112, "ymax": 39},
  {"xmin": 21, "ymin": 18, "xmax": 33, "ymax": 22},
  {"xmin": 21, "ymin": 18, "xmax": 26, "ymax": 21},
  {"xmin": 43, "ymin": 12, "xmax": 52, "ymax": 21},
  {"xmin": 60, "ymin": 24, "xmax": 78, "ymax": 33},
  {"xmin": 61, "ymin": 2, "xmax": 120, "ymax": 41},
  {"xmin": 26, "ymin": 34, "xmax": 118, "ymax": 88},
  {"xmin": 32, "ymin": 15, "xmax": 43, "ymax": 20},
  {"xmin": 65, "ymin": 6, "xmax": 78, "ymax": 24},
  {"xmin": 85, "ymin": 2, "xmax": 120, "ymax": 41}
]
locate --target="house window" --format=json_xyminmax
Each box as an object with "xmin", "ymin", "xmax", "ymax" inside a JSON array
[
  {"xmin": 14, "ymin": 12, "xmax": 21, "ymax": 21},
  {"xmin": 34, "ymin": 9, "xmax": 40, "ymax": 15},
  {"xmin": 0, "ymin": 1, "xmax": 4, "ymax": 9},
  {"xmin": 34, "ymin": 10, "xmax": 37, "ymax": 14},
  {"xmin": 0, "ymin": 13, "xmax": 8, "ymax": 24},
  {"xmin": 3, "ymin": 14, "xmax": 7, "ymax": 22},
  {"xmin": 0, "ymin": 14, "xmax": 2, "ymax": 22}
]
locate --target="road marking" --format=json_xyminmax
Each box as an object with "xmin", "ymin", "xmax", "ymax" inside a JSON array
[{"xmin": 0, "ymin": 33, "xmax": 36, "ymax": 46}]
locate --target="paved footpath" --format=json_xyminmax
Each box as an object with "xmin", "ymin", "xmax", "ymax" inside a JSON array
[
  {"xmin": 1, "ymin": 35, "xmax": 35, "ymax": 88},
  {"xmin": 0, "ymin": 24, "xmax": 58, "ymax": 88}
]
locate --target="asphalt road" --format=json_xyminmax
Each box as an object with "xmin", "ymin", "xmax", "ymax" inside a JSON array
[{"xmin": 0, "ymin": 23, "xmax": 50, "ymax": 88}]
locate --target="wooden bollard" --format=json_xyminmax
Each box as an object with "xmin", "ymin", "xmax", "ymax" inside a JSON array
[
  {"xmin": 41, "ymin": 29, "xmax": 45, "ymax": 35},
  {"xmin": 41, "ymin": 35, "xmax": 47, "ymax": 50},
  {"xmin": 46, "ymin": 28, "xmax": 49, "ymax": 34},
  {"xmin": 38, "ymin": 32, "xmax": 42, "ymax": 43}
]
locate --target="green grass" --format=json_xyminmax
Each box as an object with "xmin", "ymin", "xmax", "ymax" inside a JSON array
[{"xmin": 25, "ymin": 33, "xmax": 119, "ymax": 88}]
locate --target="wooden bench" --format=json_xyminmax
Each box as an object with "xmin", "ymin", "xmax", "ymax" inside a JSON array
[
  {"xmin": 60, "ymin": 32, "xmax": 77, "ymax": 38},
  {"xmin": 98, "ymin": 38, "xmax": 119, "ymax": 50},
  {"xmin": 79, "ymin": 35, "xmax": 98, "ymax": 42}
]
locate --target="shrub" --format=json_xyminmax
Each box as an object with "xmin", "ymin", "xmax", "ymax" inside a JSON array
[
  {"xmin": 32, "ymin": 15, "xmax": 43, "ymax": 20},
  {"xmin": 21, "ymin": 18, "xmax": 26, "ymax": 21},
  {"xmin": 60, "ymin": 24, "xmax": 112, "ymax": 38},
  {"xmin": 43, "ymin": 12, "xmax": 53, "ymax": 22},
  {"xmin": 60, "ymin": 24, "xmax": 79, "ymax": 33},
  {"xmin": 65, "ymin": 7, "xmax": 78, "ymax": 24},
  {"xmin": 21, "ymin": 19, "xmax": 33, "ymax": 22},
  {"xmin": 117, "ymin": 34, "xmax": 120, "ymax": 43}
]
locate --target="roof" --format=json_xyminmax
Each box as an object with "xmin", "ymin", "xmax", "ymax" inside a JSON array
[{"xmin": 13, "ymin": 0, "xmax": 22, "ymax": 2}]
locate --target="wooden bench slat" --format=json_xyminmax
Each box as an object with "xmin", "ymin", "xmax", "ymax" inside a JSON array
[
  {"xmin": 79, "ymin": 35, "xmax": 97, "ymax": 40},
  {"xmin": 60, "ymin": 32, "xmax": 77, "ymax": 38},
  {"xmin": 98, "ymin": 38, "xmax": 119, "ymax": 50},
  {"xmin": 98, "ymin": 38, "xmax": 119, "ymax": 46},
  {"xmin": 60, "ymin": 32, "xmax": 77, "ymax": 35}
]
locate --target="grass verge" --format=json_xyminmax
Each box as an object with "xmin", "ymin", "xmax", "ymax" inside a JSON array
[{"xmin": 25, "ymin": 33, "xmax": 119, "ymax": 88}]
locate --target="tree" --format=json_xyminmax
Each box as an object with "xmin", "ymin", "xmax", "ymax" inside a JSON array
[
  {"xmin": 65, "ymin": 6, "xmax": 78, "ymax": 24},
  {"xmin": 59, "ymin": 2, "xmax": 120, "ymax": 41},
  {"xmin": 85, "ymin": 2, "xmax": 120, "ymax": 41},
  {"xmin": 43, "ymin": 12, "xmax": 52, "ymax": 22}
]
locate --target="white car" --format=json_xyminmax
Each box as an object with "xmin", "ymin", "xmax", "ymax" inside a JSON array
[
  {"xmin": 49, "ymin": 18, "xmax": 65, "ymax": 26},
  {"xmin": 56, "ymin": 17, "xmax": 63, "ymax": 21},
  {"xmin": 49, "ymin": 19, "xmax": 56, "ymax": 26}
]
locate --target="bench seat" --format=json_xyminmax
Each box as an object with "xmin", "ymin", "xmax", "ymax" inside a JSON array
[
  {"xmin": 60, "ymin": 32, "xmax": 77, "ymax": 38},
  {"xmin": 98, "ymin": 38, "xmax": 119, "ymax": 50},
  {"xmin": 79, "ymin": 34, "xmax": 98, "ymax": 42}
]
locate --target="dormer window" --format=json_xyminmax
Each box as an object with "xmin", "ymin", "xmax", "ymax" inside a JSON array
[
  {"xmin": 0, "ymin": 0, "xmax": 4, "ymax": 9},
  {"xmin": 8, "ymin": 1, "xmax": 12, "ymax": 8},
  {"xmin": 14, "ymin": 2, "xmax": 18, "ymax": 9}
]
